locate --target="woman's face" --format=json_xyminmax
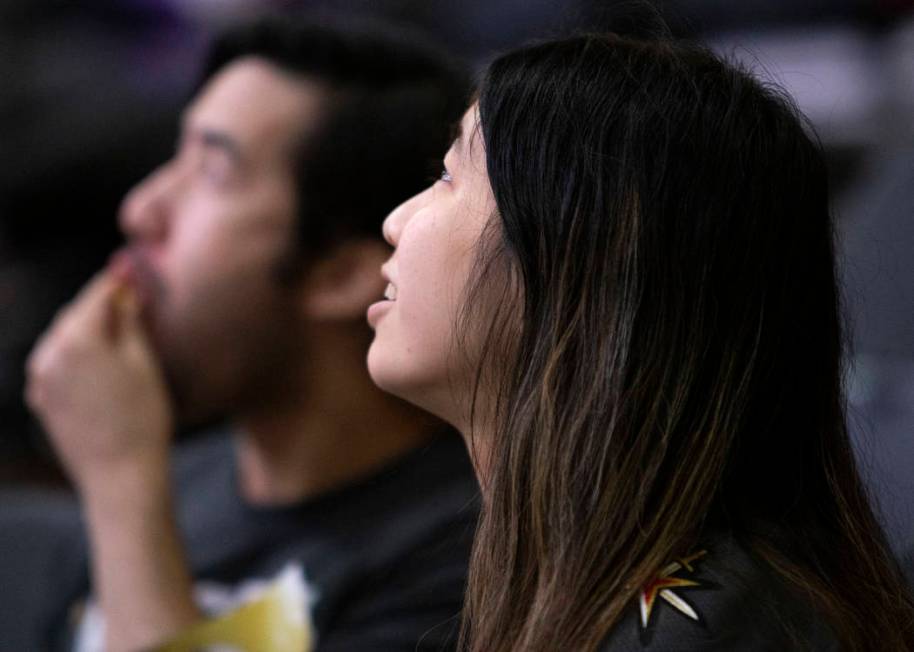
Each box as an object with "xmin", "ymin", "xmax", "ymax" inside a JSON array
[{"xmin": 367, "ymin": 106, "xmax": 497, "ymax": 429}]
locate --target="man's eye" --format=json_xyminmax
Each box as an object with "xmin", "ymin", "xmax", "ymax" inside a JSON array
[
  {"xmin": 201, "ymin": 155, "xmax": 233, "ymax": 185},
  {"xmin": 440, "ymin": 168, "xmax": 452, "ymax": 183}
]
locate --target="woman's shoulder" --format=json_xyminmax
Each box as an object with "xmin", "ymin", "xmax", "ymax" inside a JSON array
[{"xmin": 600, "ymin": 532, "xmax": 838, "ymax": 651}]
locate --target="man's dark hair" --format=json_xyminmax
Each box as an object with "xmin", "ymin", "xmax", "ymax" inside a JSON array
[{"xmin": 202, "ymin": 17, "xmax": 469, "ymax": 265}]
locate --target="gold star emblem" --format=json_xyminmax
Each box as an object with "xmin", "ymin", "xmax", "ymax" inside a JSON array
[{"xmin": 639, "ymin": 550, "xmax": 707, "ymax": 629}]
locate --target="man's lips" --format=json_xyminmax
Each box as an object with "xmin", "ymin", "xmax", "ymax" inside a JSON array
[{"xmin": 108, "ymin": 247, "xmax": 164, "ymax": 312}]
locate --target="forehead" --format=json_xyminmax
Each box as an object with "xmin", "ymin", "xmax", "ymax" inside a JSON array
[
  {"xmin": 451, "ymin": 104, "xmax": 490, "ymax": 185},
  {"xmin": 460, "ymin": 105, "xmax": 479, "ymax": 139},
  {"xmin": 185, "ymin": 57, "xmax": 324, "ymax": 159},
  {"xmin": 450, "ymin": 104, "xmax": 485, "ymax": 167}
]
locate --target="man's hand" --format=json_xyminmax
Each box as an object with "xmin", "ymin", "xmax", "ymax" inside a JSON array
[
  {"xmin": 25, "ymin": 267, "xmax": 201, "ymax": 651},
  {"xmin": 25, "ymin": 269, "xmax": 172, "ymax": 493}
]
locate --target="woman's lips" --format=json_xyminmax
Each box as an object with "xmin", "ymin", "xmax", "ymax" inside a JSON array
[
  {"xmin": 368, "ymin": 282, "xmax": 396, "ymax": 329},
  {"xmin": 370, "ymin": 264, "xmax": 397, "ymax": 328},
  {"xmin": 367, "ymin": 299, "xmax": 393, "ymax": 329}
]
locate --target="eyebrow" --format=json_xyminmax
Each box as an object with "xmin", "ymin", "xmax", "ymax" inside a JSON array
[
  {"xmin": 179, "ymin": 109, "xmax": 245, "ymax": 163},
  {"xmin": 196, "ymin": 128, "xmax": 244, "ymax": 164},
  {"xmin": 450, "ymin": 119, "xmax": 464, "ymax": 154}
]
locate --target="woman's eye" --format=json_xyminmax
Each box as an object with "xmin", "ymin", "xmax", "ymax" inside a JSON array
[{"xmin": 440, "ymin": 168, "xmax": 452, "ymax": 183}]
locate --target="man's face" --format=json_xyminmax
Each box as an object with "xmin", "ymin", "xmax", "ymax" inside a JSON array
[{"xmin": 119, "ymin": 57, "xmax": 321, "ymax": 423}]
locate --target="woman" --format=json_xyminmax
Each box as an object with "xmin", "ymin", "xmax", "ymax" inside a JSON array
[{"xmin": 367, "ymin": 32, "xmax": 914, "ymax": 651}]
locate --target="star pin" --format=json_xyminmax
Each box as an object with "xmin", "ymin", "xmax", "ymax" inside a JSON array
[{"xmin": 639, "ymin": 549, "xmax": 707, "ymax": 630}]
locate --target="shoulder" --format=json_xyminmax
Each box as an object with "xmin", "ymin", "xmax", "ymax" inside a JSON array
[
  {"xmin": 0, "ymin": 488, "xmax": 87, "ymax": 568},
  {"xmin": 169, "ymin": 428, "xmax": 238, "ymax": 534},
  {"xmin": 0, "ymin": 489, "xmax": 88, "ymax": 650},
  {"xmin": 325, "ymin": 431, "xmax": 480, "ymax": 572},
  {"xmin": 292, "ymin": 432, "xmax": 479, "ymax": 651},
  {"xmin": 171, "ymin": 427, "xmax": 235, "ymax": 488},
  {"xmin": 601, "ymin": 533, "xmax": 838, "ymax": 651}
]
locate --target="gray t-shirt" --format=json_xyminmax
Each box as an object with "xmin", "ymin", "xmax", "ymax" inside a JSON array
[{"xmin": 0, "ymin": 430, "xmax": 479, "ymax": 651}]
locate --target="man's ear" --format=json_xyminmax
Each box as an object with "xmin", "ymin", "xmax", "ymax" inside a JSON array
[{"xmin": 299, "ymin": 239, "xmax": 389, "ymax": 321}]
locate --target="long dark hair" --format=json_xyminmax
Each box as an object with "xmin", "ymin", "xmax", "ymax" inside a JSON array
[{"xmin": 460, "ymin": 33, "xmax": 914, "ymax": 651}]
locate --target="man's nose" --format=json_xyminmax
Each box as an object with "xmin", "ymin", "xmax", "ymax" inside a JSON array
[{"xmin": 118, "ymin": 164, "xmax": 178, "ymax": 242}]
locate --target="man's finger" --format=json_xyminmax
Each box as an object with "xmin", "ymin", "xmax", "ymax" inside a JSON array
[
  {"xmin": 113, "ymin": 284, "xmax": 155, "ymax": 356},
  {"xmin": 62, "ymin": 271, "xmax": 121, "ymax": 340}
]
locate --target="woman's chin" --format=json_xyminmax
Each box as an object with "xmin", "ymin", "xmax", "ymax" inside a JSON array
[
  {"xmin": 367, "ymin": 344, "xmax": 413, "ymax": 401},
  {"xmin": 366, "ymin": 348, "xmax": 453, "ymax": 421}
]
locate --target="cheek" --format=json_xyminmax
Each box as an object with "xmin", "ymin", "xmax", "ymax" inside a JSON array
[
  {"xmin": 400, "ymin": 212, "xmax": 475, "ymax": 342},
  {"xmin": 167, "ymin": 191, "xmax": 291, "ymax": 296},
  {"xmin": 164, "ymin": 221, "xmax": 232, "ymax": 314},
  {"xmin": 368, "ymin": 223, "xmax": 468, "ymax": 401}
]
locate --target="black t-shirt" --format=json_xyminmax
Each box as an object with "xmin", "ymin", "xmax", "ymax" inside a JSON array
[{"xmin": 0, "ymin": 430, "xmax": 480, "ymax": 651}]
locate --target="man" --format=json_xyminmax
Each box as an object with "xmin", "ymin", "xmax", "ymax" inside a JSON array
[{"xmin": 20, "ymin": 18, "xmax": 476, "ymax": 651}]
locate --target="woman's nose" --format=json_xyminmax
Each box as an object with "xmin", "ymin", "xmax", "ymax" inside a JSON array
[{"xmin": 382, "ymin": 189, "xmax": 427, "ymax": 247}]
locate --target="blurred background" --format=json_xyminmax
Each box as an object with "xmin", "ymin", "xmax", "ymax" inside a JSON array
[{"xmin": 1, "ymin": 0, "xmax": 912, "ymax": 557}]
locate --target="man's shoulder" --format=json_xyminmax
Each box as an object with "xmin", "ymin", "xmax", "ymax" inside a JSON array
[
  {"xmin": 0, "ymin": 488, "xmax": 87, "ymax": 565},
  {"xmin": 170, "ymin": 427, "xmax": 479, "ymax": 524},
  {"xmin": 170, "ymin": 428, "xmax": 237, "ymax": 514},
  {"xmin": 166, "ymin": 430, "xmax": 478, "ymax": 652},
  {"xmin": 171, "ymin": 427, "xmax": 235, "ymax": 488},
  {"xmin": 601, "ymin": 534, "xmax": 837, "ymax": 651},
  {"xmin": 0, "ymin": 489, "xmax": 89, "ymax": 650},
  {"xmin": 169, "ymin": 428, "xmax": 479, "ymax": 577},
  {"xmin": 305, "ymin": 433, "xmax": 478, "ymax": 651},
  {"xmin": 314, "ymin": 432, "xmax": 479, "ymax": 566}
]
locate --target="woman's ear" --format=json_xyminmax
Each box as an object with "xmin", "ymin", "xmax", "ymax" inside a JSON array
[{"xmin": 299, "ymin": 239, "xmax": 390, "ymax": 321}]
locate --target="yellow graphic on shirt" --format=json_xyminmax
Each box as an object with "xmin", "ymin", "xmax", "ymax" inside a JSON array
[{"xmin": 158, "ymin": 565, "xmax": 314, "ymax": 652}]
